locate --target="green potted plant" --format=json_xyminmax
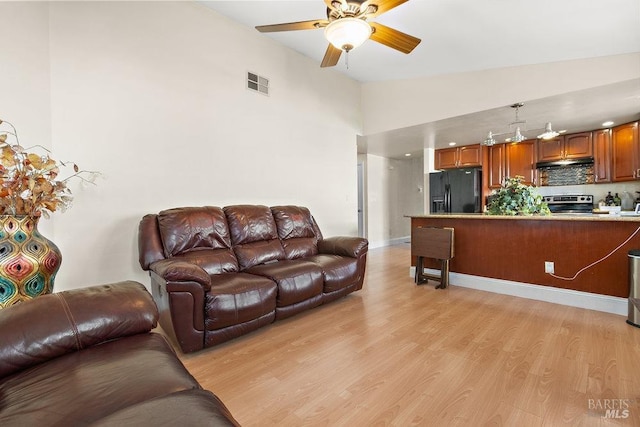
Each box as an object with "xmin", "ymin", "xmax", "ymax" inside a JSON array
[{"xmin": 486, "ymin": 175, "xmax": 550, "ymax": 216}]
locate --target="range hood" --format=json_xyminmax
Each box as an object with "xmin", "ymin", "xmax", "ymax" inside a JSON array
[{"xmin": 536, "ymin": 157, "xmax": 594, "ymax": 169}]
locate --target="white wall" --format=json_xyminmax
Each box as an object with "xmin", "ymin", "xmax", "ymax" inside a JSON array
[
  {"xmin": 2, "ymin": 2, "xmax": 362, "ymax": 291},
  {"xmin": 363, "ymin": 154, "xmax": 423, "ymax": 247},
  {"xmin": 0, "ymin": 2, "xmax": 53, "ymax": 237},
  {"xmin": 361, "ymin": 53, "xmax": 640, "ymax": 136}
]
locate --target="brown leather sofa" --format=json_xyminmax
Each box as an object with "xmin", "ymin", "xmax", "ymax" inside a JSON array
[
  {"xmin": 0, "ymin": 281, "xmax": 240, "ymax": 427},
  {"xmin": 138, "ymin": 205, "xmax": 368, "ymax": 353}
]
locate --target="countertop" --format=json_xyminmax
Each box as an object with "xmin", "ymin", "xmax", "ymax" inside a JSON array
[{"xmin": 408, "ymin": 213, "xmax": 640, "ymax": 222}]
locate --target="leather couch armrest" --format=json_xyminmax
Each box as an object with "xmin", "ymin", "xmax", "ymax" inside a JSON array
[
  {"xmin": 149, "ymin": 259, "xmax": 211, "ymax": 291},
  {"xmin": 318, "ymin": 236, "xmax": 369, "ymax": 258},
  {"xmin": 0, "ymin": 281, "xmax": 157, "ymax": 379}
]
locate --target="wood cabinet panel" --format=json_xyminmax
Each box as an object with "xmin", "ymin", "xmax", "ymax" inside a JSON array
[
  {"xmin": 434, "ymin": 147, "xmax": 458, "ymax": 169},
  {"xmin": 593, "ymin": 129, "xmax": 611, "ymax": 183},
  {"xmin": 458, "ymin": 145, "xmax": 482, "ymax": 167},
  {"xmin": 537, "ymin": 137, "xmax": 564, "ymax": 161},
  {"xmin": 487, "ymin": 144, "xmax": 505, "ymax": 189},
  {"xmin": 564, "ymin": 132, "xmax": 593, "ymax": 159},
  {"xmin": 536, "ymin": 132, "xmax": 593, "ymax": 162},
  {"xmin": 505, "ymin": 140, "xmax": 537, "ymax": 185},
  {"xmin": 486, "ymin": 141, "xmax": 536, "ymax": 188},
  {"xmin": 435, "ymin": 144, "xmax": 482, "ymax": 169},
  {"xmin": 611, "ymin": 122, "xmax": 639, "ymax": 182}
]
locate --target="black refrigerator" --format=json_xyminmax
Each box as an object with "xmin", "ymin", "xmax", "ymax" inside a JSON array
[{"xmin": 429, "ymin": 168, "xmax": 482, "ymax": 213}]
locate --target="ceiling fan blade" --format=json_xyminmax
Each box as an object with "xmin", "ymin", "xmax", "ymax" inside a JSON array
[
  {"xmin": 369, "ymin": 22, "xmax": 421, "ymax": 54},
  {"xmin": 321, "ymin": 44, "xmax": 342, "ymax": 67},
  {"xmin": 364, "ymin": 0, "xmax": 410, "ymax": 18},
  {"xmin": 256, "ymin": 19, "xmax": 328, "ymax": 33}
]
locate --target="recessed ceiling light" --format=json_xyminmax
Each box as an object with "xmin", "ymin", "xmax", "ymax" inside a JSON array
[
  {"xmin": 448, "ymin": 142, "xmax": 456, "ymax": 146},
  {"xmin": 602, "ymin": 121, "xmax": 614, "ymax": 127},
  {"xmin": 405, "ymin": 153, "xmax": 411, "ymax": 157}
]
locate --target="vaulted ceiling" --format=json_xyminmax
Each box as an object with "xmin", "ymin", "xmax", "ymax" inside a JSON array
[{"xmin": 201, "ymin": 0, "xmax": 640, "ymax": 158}]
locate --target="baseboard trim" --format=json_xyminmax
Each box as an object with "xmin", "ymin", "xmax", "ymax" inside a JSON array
[
  {"xmin": 409, "ymin": 267, "xmax": 627, "ymax": 316},
  {"xmin": 369, "ymin": 236, "xmax": 411, "ymax": 249}
]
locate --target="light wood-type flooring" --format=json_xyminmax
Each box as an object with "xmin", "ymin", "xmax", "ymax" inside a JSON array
[{"xmin": 179, "ymin": 243, "xmax": 640, "ymax": 426}]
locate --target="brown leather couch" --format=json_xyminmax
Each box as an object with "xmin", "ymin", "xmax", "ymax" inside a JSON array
[
  {"xmin": 0, "ymin": 281, "xmax": 240, "ymax": 427},
  {"xmin": 138, "ymin": 205, "xmax": 368, "ymax": 353}
]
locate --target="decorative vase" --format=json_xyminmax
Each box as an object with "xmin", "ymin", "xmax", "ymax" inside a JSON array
[{"xmin": 0, "ymin": 216, "xmax": 62, "ymax": 309}]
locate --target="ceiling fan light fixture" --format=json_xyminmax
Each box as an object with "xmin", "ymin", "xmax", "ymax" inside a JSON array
[
  {"xmin": 537, "ymin": 122, "xmax": 560, "ymax": 140},
  {"xmin": 324, "ymin": 17, "xmax": 372, "ymax": 52}
]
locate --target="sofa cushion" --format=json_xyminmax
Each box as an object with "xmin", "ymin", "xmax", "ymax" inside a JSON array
[
  {"xmin": 0, "ymin": 334, "xmax": 200, "ymax": 426},
  {"xmin": 157, "ymin": 207, "xmax": 238, "ymax": 274},
  {"xmin": 89, "ymin": 389, "xmax": 240, "ymax": 426},
  {"xmin": 246, "ymin": 260, "xmax": 323, "ymax": 307},
  {"xmin": 0, "ymin": 282, "xmax": 157, "ymax": 379},
  {"xmin": 171, "ymin": 250, "xmax": 238, "ymax": 276},
  {"xmin": 271, "ymin": 205, "xmax": 319, "ymax": 259},
  {"xmin": 158, "ymin": 207, "xmax": 233, "ymax": 255},
  {"xmin": 224, "ymin": 205, "xmax": 285, "ymax": 269},
  {"xmin": 204, "ymin": 273, "xmax": 277, "ymax": 330},
  {"xmin": 306, "ymin": 254, "xmax": 359, "ymax": 293}
]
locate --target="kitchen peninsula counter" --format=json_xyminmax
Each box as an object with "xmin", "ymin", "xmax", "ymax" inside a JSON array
[
  {"xmin": 414, "ymin": 213, "xmax": 640, "ymax": 222},
  {"xmin": 410, "ymin": 214, "xmax": 640, "ymax": 298}
]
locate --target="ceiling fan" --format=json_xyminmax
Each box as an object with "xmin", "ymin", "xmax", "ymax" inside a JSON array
[{"xmin": 255, "ymin": 0, "xmax": 421, "ymax": 68}]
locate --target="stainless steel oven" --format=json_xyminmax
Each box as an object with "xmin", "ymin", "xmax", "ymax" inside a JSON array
[{"xmin": 542, "ymin": 195, "xmax": 594, "ymax": 214}]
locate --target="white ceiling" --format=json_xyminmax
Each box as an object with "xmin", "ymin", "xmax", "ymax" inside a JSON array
[{"xmin": 200, "ymin": 0, "xmax": 640, "ymax": 158}]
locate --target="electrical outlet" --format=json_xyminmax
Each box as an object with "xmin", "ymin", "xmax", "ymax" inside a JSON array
[{"xmin": 545, "ymin": 261, "xmax": 555, "ymax": 274}]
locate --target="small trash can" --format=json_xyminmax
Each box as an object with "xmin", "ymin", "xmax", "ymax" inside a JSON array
[{"xmin": 627, "ymin": 250, "xmax": 640, "ymax": 327}]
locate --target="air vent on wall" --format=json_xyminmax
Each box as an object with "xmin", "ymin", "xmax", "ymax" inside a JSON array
[{"xmin": 247, "ymin": 72, "xmax": 269, "ymax": 96}]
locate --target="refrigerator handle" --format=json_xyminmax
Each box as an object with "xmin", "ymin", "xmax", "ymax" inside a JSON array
[{"xmin": 445, "ymin": 184, "xmax": 451, "ymax": 213}]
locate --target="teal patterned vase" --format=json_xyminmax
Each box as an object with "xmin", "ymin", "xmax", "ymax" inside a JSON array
[{"xmin": 0, "ymin": 216, "xmax": 62, "ymax": 309}]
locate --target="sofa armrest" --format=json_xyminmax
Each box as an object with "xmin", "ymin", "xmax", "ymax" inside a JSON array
[
  {"xmin": 149, "ymin": 259, "xmax": 211, "ymax": 291},
  {"xmin": 0, "ymin": 281, "xmax": 157, "ymax": 379},
  {"xmin": 318, "ymin": 236, "xmax": 369, "ymax": 258}
]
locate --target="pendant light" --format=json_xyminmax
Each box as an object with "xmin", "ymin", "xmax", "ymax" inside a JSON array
[
  {"xmin": 508, "ymin": 127, "xmax": 526, "ymax": 143},
  {"xmin": 483, "ymin": 131, "xmax": 496, "ymax": 146},
  {"xmin": 482, "ymin": 102, "xmax": 559, "ymax": 145},
  {"xmin": 537, "ymin": 122, "xmax": 560, "ymax": 140}
]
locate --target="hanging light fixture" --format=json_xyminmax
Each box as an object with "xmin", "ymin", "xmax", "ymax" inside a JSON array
[
  {"xmin": 482, "ymin": 102, "xmax": 560, "ymax": 145},
  {"xmin": 483, "ymin": 131, "xmax": 496, "ymax": 146},
  {"xmin": 324, "ymin": 18, "xmax": 372, "ymax": 52},
  {"xmin": 506, "ymin": 103, "xmax": 527, "ymax": 142},
  {"xmin": 537, "ymin": 122, "xmax": 560, "ymax": 140},
  {"xmin": 508, "ymin": 127, "xmax": 526, "ymax": 143}
]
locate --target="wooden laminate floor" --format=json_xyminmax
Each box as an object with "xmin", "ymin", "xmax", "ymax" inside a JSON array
[{"xmin": 179, "ymin": 243, "xmax": 640, "ymax": 426}]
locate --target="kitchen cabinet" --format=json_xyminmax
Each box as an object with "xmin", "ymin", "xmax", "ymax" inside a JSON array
[
  {"xmin": 593, "ymin": 129, "xmax": 611, "ymax": 183},
  {"xmin": 537, "ymin": 132, "xmax": 593, "ymax": 162},
  {"xmin": 506, "ymin": 140, "xmax": 537, "ymax": 185},
  {"xmin": 611, "ymin": 121, "xmax": 639, "ymax": 182},
  {"xmin": 486, "ymin": 144, "xmax": 505, "ymax": 189},
  {"xmin": 486, "ymin": 140, "xmax": 537, "ymax": 189},
  {"xmin": 435, "ymin": 144, "xmax": 482, "ymax": 169}
]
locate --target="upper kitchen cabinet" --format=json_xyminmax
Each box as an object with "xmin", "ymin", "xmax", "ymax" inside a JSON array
[
  {"xmin": 593, "ymin": 129, "xmax": 611, "ymax": 183},
  {"xmin": 506, "ymin": 140, "xmax": 537, "ymax": 186},
  {"xmin": 435, "ymin": 144, "xmax": 482, "ymax": 169},
  {"xmin": 486, "ymin": 144, "xmax": 505, "ymax": 189},
  {"xmin": 611, "ymin": 121, "xmax": 639, "ymax": 182},
  {"xmin": 486, "ymin": 140, "xmax": 537, "ymax": 189},
  {"xmin": 537, "ymin": 132, "xmax": 593, "ymax": 162}
]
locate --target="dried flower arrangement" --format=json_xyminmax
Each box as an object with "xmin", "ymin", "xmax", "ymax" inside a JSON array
[{"xmin": 0, "ymin": 119, "xmax": 99, "ymax": 218}]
